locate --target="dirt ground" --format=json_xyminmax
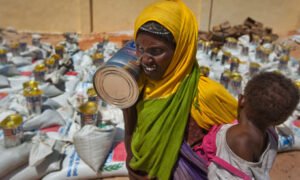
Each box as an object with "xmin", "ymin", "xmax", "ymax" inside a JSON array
[{"xmin": 2, "ymin": 30, "xmax": 300, "ymax": 180}]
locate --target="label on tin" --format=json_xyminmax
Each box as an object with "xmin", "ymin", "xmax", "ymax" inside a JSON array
[
  {"xmin": 26, "ymin": 95, "xmax": 42, "ymax": 115},
  {"xmin": 3, "ymin": 125, "xmax": 23, "ymax": 148}
]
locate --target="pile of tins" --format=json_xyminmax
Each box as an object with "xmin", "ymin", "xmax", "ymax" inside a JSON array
[
  {"xmin": 0, "ymin": 33, "xmax": 109, "ymax": 149},
  {"xmin": 196, "ymin": 32, "xmax": 300, "ymax": 98}
]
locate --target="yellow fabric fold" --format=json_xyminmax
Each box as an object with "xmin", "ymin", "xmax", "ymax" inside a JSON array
[
  {"xmin": 134, "ymin": 0, "xmax": 198, "ymax": 100},
  {"xmin": 191, "ymin": 76, "xmax": 238, "ymax": 130}
]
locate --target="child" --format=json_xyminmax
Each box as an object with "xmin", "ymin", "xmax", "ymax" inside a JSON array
[{"xmin": 194, "ymin": 72, "xmax": 300, "ymax": 180}]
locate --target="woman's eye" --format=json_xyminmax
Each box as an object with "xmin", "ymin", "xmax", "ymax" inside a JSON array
[{"xmin": 148, "ymin": 48, "xmax": 163, "ymax": 56}]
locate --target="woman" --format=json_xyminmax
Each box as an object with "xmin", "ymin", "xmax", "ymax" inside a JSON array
[{"xmin": 123, "ymin": 0, "xmax": 237, "ymax": 179}]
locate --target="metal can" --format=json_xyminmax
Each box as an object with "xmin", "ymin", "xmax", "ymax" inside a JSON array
[
  {"xmin": 204, "ymin": 41, "xmax": 212, "ymax": 54},
  {"xmin": 10, "ymin": 42, "xmax": 20, "ymax": 56},
  {"xmin": 79, "ymin": 101, "xmax": 98, "ymax": 127},
  {"xmin": 249, "ymin": 62, "xmax": 260, "ymax": 77},
  {"xmin": 278, "ymin": 55, "xmax": 289, "ymax": 70},
  {"xmin": 199, "ymin": 66, "xmax": 210, "ymax": 77},
  {"xmin": 0, "ymin": 49, "xmax": 8, "ymax": 64},
  {"xmin": 251, "ymin": 34, "xmax": 261, "ymax": 46},
  {"xmin": 0, "ymin": 114, "xmax": 23, "ymax": 148},
  {"xmin": 240, "ymin": 45, "xmax": 249, "ymax": 57},
  {"xmin": 92, "ymin": 52, "xmax": 104, "ymax": 67},
  {"xmin": 33, "ymin": 63, "xmax": 47, "ymax": 82},
  {"xmin": 210, "ymin": 48, "xmax": 219, "ymax": 61},
  {"xmin": 55, "ymin": 45, "xmax": 65, "ymax": 58},
  {"xmin": 19, "ymin": 42, "xmax": 27, "ymax": 52},
  {"xmin": 45, "ymin": 57, "xmax": 58, "ymax": 73},
  {"xmin": 87, "ymin": 87, "xmax": 99, "ymax": 102},
  {"xmin": 198, "ymin": 40, "xmax": 205, "ymax": 51},
  {"xmin": 255, "ymin": 46, "xmax": 263, "ymax": 60},
  {"xmin": 261, "ymin": 47, "xmax": 272, "ymax": 63},
  {"xmin": 23, "ymin": 87, "xmax": 43, "ymax": 115},
  {"xmin": 225, "ymin": 37, "xmax": 238, "ymax": 50},
  {"xmin": 220, "ymin": 69, "xmax": 231, "ymax": 89},
  {"xmin": 222, "ymin": 51, "xmax": 231, "ymax": 65},
  {"xmin": 262, "ymin": 35, "xmax": 272, "ymax": 44},
  {"xmin": 230, "ymin": 57, "xmax": 239, "ymax": 72},
  {"xmin": 229, "ymin": 72, "xmax": 243, "ymax": 97}
]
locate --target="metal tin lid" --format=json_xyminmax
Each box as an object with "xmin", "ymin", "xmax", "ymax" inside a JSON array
[
  {"xmin": 87, "ymin": 87, "xmax": 97, "ymax": 97},
  {"xmin": 222, "ymin": 69, "xmax": 232, "ymax": 77},
  {"xmin": 280, "ymin": 55, "xmax": 289, "ymax": 62},
  {"xmin": 34, "ymin": 63, "xmax": 47, "ymax": 72},
  {"xmin": 51, "ymin": 54, "xmax": 61, "ymax": 61},
  {"xmin": 231, "ymin": 57, "xmax": 240, "ymax": 64},
  {"xmin": 79, "ymin": 101, "xmax": 98, "ymax": 114},
  {"xmin": 223, "ymin": 51, "xmax": 231, "ymax": 57},
  {"xmin": 23, "ymin": 80, "xmax": 39, "ymax": 89},
  {"xmin": 93, "ymin": 66, "xmax": 139, "ymax": 109},
  {"xmin": 23, "ymin": 87, "xmax": 43, "ymax": 96},
  {"xmin": 231, "ymin": 72, "xmax": 242, "ymax": 81},
  {"xmin": 0, "ymin": 49, "xmax": 7, "ymax": 54},
  {"xmin": 45, "ymin": 57, "xmax": 56, "ymax": 65},
  {"xmin": 55, "ymin": 45, "xmax": 64, "ymax": 51},
  {"xmin": 0, "ymin": 114, "xmax": 23, "ymax": 128},
  {"xmin": 226, "ymin": 37, "xmax": 237, "ymax": 43},
  {"xmin": 295, "ymin": 81, "xmax": 300, "ymax": 90},
  {"xmin": 249, "ymin": 62, "xmax": 261, "ymax": 68},
  {"xmin": 92, "ymin": 53, "xmax": 104, "ymax": 60},
  {"xmin": 212, "ymin": 48, "xmax": 219, "ymax": 54}
]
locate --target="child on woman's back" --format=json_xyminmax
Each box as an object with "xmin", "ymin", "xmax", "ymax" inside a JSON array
[{"xmin": 194, "ymin": 72, "xmax": 300, "ymax": 180}]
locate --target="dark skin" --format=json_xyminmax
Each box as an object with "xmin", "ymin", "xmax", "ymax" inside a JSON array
[{"xmin": 226, "ymin": 94, "xmax": 271, "ymax": 162}]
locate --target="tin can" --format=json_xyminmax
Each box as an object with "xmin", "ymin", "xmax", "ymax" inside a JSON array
[
  {"xmin": 262, "ymin": 35, "xmax": 272, "ymax": 44},
  {"xmin": 229, "ymin": 72, "xmax": 242, "ymax": 96},
  {"xmin": 220, "ymin": 69, "xmax": 231, "ymax": 89},
  {"xmin": 0, "ymin": 114, "xmax": 23, "ymax": 148},
  {"xmin": 51, "ymin": 53, "xmax": 62, "ymax": 61},
  {"xmin": 0, "ymin": 49, "xmax": 8, "ymax": 64},
  {"xmin": 55, "ymin": 45, "xmax": 65, "ymax": 58},
  {"xmin": 222, "ymin": 51, "xmax": 231, "ymax": 65},
  {"xmin": 255, "ymin": 46, "xmax": 263, "ymax": 60},
  {"xmin": 79, "ymin": 101, "xmax": 98, "ymax": 127},
  {"xmin": 23, "ymin": 87, "xmax": 43, "ymax": 115},
  {"xmin": 249, "ymin": 62, "xmax": 260, "ymax": 77},
  {"xmin": 241, "ymin": 45, "xmax": 249, "ymax": 57},
  {"xmin": 261, "ymin": 48, "xmax": 271, "ymax": 63},
  {"xmin": 93, "ymin": 40, "xmax": 142, "ymax": 109},
  {"xmin": 87, "ymin": 87, "xmax": 99, "ymax": 102},
  {"xmin": 45, "ymin": 57, "xmax": 58, "ymax": 73},
  {"xmin": 198, "ymin": 40, "xmax": 205, "ymax": 51},
  {"xmin": 33, "ymin": 63, "xmax": 47, "ymax": 82},
  {"xmin": 19, "ymin": 42, "xmax": 27, "ymax": 52},
  {"xmin": 278, "ymin": 55, "xmax": 289, "ymax": 70},
  {"xmin": 10, "ymin": 42, "xmax": 20, "ymax": 56},
  {"xmin": 199, "ymin": 66, "xmax": 210, "ymax": 77},
  {"xmin": 204, "ymin": 41, "xmax": 212, "ymax": 54},
  {"xmin": 92, "ymin": 53, "xmax": 104, "ymax": 67},
  {"xmin": 210, "ymin": 48, "xmax": 219, "ymax": 61},
  {"xmin": 230, "ymin": 57, "xmax": 239, "ymax": 72},
  {"xmin": 251, "ymin": 34, "xmax": 261, "ymax": 46},
  {"xmin": 225, "ymin": 37, "xmax": 238, "ymax": 50}
]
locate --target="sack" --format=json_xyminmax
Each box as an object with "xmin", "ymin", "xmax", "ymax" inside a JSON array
[{"xmin": 73, "ymin": 124, "xmax": 116, "ymax": 172}]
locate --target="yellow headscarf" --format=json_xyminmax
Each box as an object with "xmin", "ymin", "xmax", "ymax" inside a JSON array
[{"xmin": 134, "ymin": 0, "xmax": 198, "ymax": 100}]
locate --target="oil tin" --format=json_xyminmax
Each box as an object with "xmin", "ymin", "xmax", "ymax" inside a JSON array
[
  {"xmin": 210, "ymin": 48, "xmax": 219, "ymax": 61},
  {"xmin": 79, "ymin": 101, "xmax": 98, "ymax": 127},
  {"xmin": 255, "ymin": 46, "xmax": 263, "ymax": 60},
  {"xmin": 23, "ymin": 87, "xmax": 43, "ymax": 115},
  {"xmin": 229, "ymin": 72, "xmax": 243, "ymax": 97},
  {"xmin": 198, "ymin": 40, "xmax": 205, "ymax": 51},
  {"xmin": 241, "ymin": 45, "xmax": 249, "ymax": 57},
  {"xmin": 222, "ymin": 51, "xmax": 231, "ymax": 65},
  {"xmin": 92, "ymin": 53, "xmax": 104, "ymax": 67},
  {"xmin": 225, "ymin": 37, "xmax": 238, "ymax": 50},
  {"xmin": 55, "ymin": 45, "xmax": 65, "ymax": 58},
  {"xmin": 0, "ymin": 114, "xmax": 23, "ymax": 148},
  {"xmin": 0, "ymin": 49, "xmax": 8, "ymax": 64},
  {"xmin": 199, "ymin": 66, "xmax": 210, "ymax": 77},
  {"xmin": 249, "ymin": 62, "xmax": 260, "ymax": 77},
  {"xmin": 45, "ymin": 57, "xmax": 58, "ymax": 73},
  {"xmin": 33, "ymin": 63, "xmax": 47, "ymax": 82},
  {"xmin": 204, "ymin": 41, "xmax": 212, "ymax": 54},
  {"xmin": 251, "ymin": 34, "xmax": 261, "ymax": 46},
  {"xmin": 230, "ymin": 57, "xmax": 240, "ymax": 72},
  {"xmin": 93, "ymin": 40, "xmax": 142, "ymax": 109},
  {"xmin": 278, "ymin": 55, "xmax": 289, "ymax": 70},
  {"xmin": 261, "ymin": 48, "xmax": 272, "ymax": 63},
  {"xmin": 262, "ymin": 35, "xmax": 272, "ymax": 44},
  {"xmin": 220, "ymin": 69, "xmax": 231, "ymax": 89},
  {"xmin": 10, "ymin": 42, "xmax": 20, "ymax": 56},
  {"xmin": 87, "ymin": 87, "xmax": 99, "ymax": 102}
]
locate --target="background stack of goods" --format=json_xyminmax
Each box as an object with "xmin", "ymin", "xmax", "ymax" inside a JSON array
[
  {"xmin": 0, "ymin": 32, "xmax": 127, "ymax": 179},
  {"xmin": 196, "ymin": 20, "xmax": 300, "ymax": 153}
]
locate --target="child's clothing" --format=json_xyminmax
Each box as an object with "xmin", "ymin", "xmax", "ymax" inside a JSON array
[{"xmin": 194, "ymin": 124, "xmax": 278, "ymax": 180}]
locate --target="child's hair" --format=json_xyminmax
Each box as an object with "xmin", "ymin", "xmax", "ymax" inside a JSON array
[{"xmin": 244, "ymin": 72, "xmax": 299, "ymax": 126}]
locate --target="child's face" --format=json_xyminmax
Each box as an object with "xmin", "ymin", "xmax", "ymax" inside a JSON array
[{"xmin": 135, "ymin": 32, "xmax": 175, "ymax": 80}]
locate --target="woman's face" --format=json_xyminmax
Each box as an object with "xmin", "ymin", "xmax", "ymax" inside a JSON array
[{"xmin": 136, "ymin": 32, "xmax": 175, "ymax": 80}]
